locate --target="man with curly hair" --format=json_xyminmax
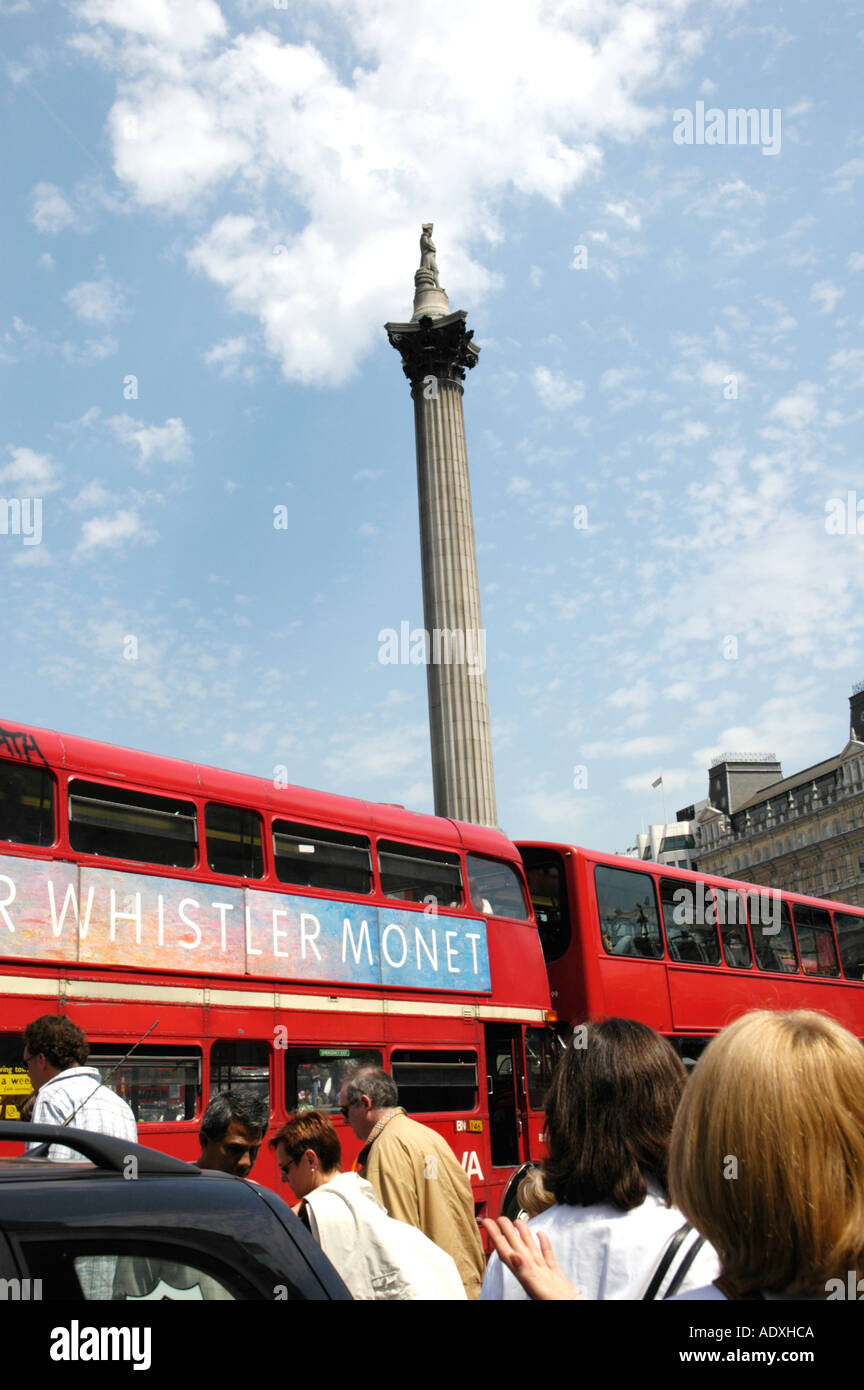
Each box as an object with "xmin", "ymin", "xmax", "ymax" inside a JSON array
[{"xmin": 23, "ymin": 1014, "xmax": 137, "ymax": 1161}]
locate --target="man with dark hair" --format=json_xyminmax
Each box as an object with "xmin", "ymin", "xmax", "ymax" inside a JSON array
[
  {"xmin": 340, "ymin": 1065, "xmax": 485, "ymax": 1299},
  {"xmin": 23, "ymin": 1015, "xmax": 137, "ymax": 1161},
  {"xmin": 198, "ymin": 1090, "xmax": 270, "ymax": 1178}
]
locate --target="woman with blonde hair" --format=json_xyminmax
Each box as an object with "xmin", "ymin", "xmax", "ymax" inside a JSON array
[
  {"xmin": 670, "ymin": 1008, "xmax": 864, "ymax": 1300},
  {"xmin": 484, "ymin": 1009, "xmax": 864, "ymax": 1301}
]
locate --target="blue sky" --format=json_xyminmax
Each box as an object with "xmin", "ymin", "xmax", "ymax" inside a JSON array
[{"xmin": 2, "ymin": 0, "xmax": 863, "ymax": 853}]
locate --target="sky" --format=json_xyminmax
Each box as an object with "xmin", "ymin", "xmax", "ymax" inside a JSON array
[{"xmin": 2, "ymin": 0, "xmax": 863, "ymax": 854}]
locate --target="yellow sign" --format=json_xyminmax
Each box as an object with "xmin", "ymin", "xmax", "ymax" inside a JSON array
[
  {"xmin": 0, "ymin": 1069, "xmax": 33, "ymax": 1095},
  {"xmin": 468, "ymin": 1119, "xmax": 483, "ymax": 1133}
]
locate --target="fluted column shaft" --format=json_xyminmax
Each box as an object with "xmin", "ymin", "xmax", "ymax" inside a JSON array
[{"xmin": 412, "ymin": 376, "xmax": 497, "ymax": 826}]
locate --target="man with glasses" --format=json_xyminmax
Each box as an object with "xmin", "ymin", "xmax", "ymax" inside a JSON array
[
  {"xmin": 22, "ymin": 1015, "xmax": 137, "ymax": 1161},
  {"xmin": 339, "ymin": 1065, "xmax": 485, "ymax": 1299}
]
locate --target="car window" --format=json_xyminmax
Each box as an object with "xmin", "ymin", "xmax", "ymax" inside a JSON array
[{"xmin": 20, "ymin": 1239, "xmax": 260, "ymax": 1300}]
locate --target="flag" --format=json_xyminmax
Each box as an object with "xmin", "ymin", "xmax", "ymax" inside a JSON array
[{"xmin": 651, "ymin": 776, "xmax": 663, "ymax": 789}]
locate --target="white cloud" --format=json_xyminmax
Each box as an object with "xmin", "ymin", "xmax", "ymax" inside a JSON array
[
  {"xmin": 809, "ymin": 279, "xmax": 844, "ymax": 315},
  {"xmin": 848, "ymin": 251, "xmax": 864, "ymax": 272},
  {"xmin": 30, "ymin": 183, "xmax": 78, "ymax": 234},
  {"xmin": 203, "ymin": 334, "xmax": 253, "ymax": 378},
  {"xmin": 75, "ymin": 0, "xmax": 700, "ymax": 384},
  {"xmin": 532, "ymin": 366, "xmax": 585, "ymax": 410},
  {"xmin": 73, "ymin": 0, "xmax": 227, "ymax": 51},
  {"xmin": 767, "ymin": 381, "xmax": 821, "ymax": 431},
  {"xmin": 65, "ymin": 268, "xmax": 126, "ymax": 324},
  {"xmin": 76, "ymin": 508, "xmax": 156, "ymax": 553},
  {"xmin": 604, "ymin": 200, "xmax": 641, "ymax": 229},
  {"xmin": 106, "ymin": 414, "xmax": 192, "ymax": 467},
  {"xmin": 0, "ymin": 445, "xmax": 61, "ymax": 493},
  {"xmin": 827, "ymin": 156, "xmax": 864, "ymax": 195},
  {"xmin": 506, "ymin": 476, "xmax": 533, "ymax": 495}
]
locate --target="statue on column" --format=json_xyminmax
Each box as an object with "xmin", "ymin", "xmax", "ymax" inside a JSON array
[{"xmin": 419, "ymin": 223, "xmax": 440, "ymax": 287}]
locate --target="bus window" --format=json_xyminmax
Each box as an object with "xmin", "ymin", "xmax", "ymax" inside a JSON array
[
  {"xmin": 205, "ymin": 803, "xmax": 264, "ymax": 878},
  {"xmin": 0, "ymin": 760, "xmax": 55, "ymax": 847},
  {"xmin": 283, "ymin": 1047, "xmax": 383, "ymax": 1113},
  {"xmin": 834, "ymin": 911, "xmax": 864, "ymax": 981},
  {"xmin": 68, "ymin": 780, "xmax": 197, "ymax": 869},
  {"xmin": 210, "ymin": 1042, "xmax": 270, "ymax": 1105},
  {"xmin": 713, "ymin": 889, "xmax": 752, "ymax": 968},
  {"xmin": 378, "ymin": 841, "xmax": 462, "ymax": 907},
  {"xmin": 658, "ymin": 878, "xmax": 720, "ymax": 964},
  {"xmin": 466, "ymin": 854, "xmax": 529, "ymax": 920},
  {"xmin": 88, "ymin": 1044, "xmax": 201, "ymax": 1123},
  {"xmin": 272, "ymin": 821, "xmax": 372, "ymax": 894},
  {"xmin": 791, "ymin": 904, "xmax": 840, "ymax": 977},
  {"xmin": 521, "ymin": 849, "xmax": 570, "ymax": 960},
  {"xmin": 524, "ymin": 1026, "xmax": 560, "ymax": 1109},
  {"xmin": 596, "ymin": 866, "xmax": 663, "ymax": 959},
  {"xmin": 752, "ymin": 900, "xmax": 799, "ymax": 974},
  {"xmin": 389, "ymin": 1050, "xmax": 478, "ymax": 1112}
]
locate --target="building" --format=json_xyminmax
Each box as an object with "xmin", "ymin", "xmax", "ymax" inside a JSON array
[
  {"xmin": 633, "ymin": 812, "xmax": 703, "ymax": 871},
  {"xmin": 689, "ymin": 684, "xmax": 864, "ymax": 907}
]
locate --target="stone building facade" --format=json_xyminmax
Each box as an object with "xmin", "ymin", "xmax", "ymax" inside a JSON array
[{"xmin": 692, "ymin": 685, "xmax": 864, "ymax": 907}]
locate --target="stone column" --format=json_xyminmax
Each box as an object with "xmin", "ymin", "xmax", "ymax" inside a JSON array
[{"xmin": 385, "ymin": 233, "xmax": 498, "ymax": 827}]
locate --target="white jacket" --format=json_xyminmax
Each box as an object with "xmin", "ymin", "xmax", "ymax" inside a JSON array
[{"xmin": 302, "ymin": 1172, "xmax": 466, "ymax": 1301}]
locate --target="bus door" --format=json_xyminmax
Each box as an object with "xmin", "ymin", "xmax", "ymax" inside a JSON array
[{"xmin": 484, "ymin": 1024, "xmax": 529, "ymax": 1168}]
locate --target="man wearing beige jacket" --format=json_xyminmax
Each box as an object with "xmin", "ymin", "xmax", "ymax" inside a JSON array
[{"xmin": 340, "ymin": 1065, "xmax": 485, "ymax": 1299}]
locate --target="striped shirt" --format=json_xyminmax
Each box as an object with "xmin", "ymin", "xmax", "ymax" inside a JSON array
[{"xmin": 28, "ymin": 1066, "xmax": 137, "ymax": 1162}]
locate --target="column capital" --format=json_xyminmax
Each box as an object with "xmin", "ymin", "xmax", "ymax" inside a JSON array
[{"xmin": 385, "ymin": 310, "xmax": 480, "ymax": 387}]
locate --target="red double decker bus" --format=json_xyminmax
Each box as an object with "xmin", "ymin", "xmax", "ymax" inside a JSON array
[
  {"xmin": 0, "ymin": 720, "xmax": 556, "ymax": 1217},
  {"xmin": 518, "ymin": 842, "xmax": 864, "ymax": 1059}
]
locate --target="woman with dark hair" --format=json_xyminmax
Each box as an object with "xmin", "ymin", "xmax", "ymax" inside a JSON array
[{"xmin": 481, "ymin": 1018, "xmax": 718, "ymax": 1300}]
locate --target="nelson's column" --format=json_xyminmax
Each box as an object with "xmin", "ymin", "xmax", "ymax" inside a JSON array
[{"xmin": 386, "ymin": 225, "xmax": 498, "ymax": 827}]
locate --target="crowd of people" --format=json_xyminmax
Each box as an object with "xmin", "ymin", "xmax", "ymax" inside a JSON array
[{"xmin": 16, "ymin": 1008, "xmax": 864, "ymax": 1301}]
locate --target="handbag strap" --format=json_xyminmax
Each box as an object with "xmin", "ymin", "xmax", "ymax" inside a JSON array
[
  {"xmin": 663, "ymin": 1229, "xmax": 705, "ymax": 1300},
  {"xmin": 642, "ymin": 1221, "xmax": 695, "ymax": 1301}
]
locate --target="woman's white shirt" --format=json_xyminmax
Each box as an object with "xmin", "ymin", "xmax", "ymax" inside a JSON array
[{"xmin": 481, "ymin": 1185, "xmax": 720, "ymax": 1301}]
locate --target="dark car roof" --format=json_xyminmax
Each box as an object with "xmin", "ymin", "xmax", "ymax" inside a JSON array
[{"xmin": 0, "ymin": 1122, "xmax": 350, "ymax": 1301}]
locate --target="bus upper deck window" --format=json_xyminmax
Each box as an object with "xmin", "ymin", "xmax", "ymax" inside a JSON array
[
  {"xmin": 273, "ymin": 821, "xmax": 372, "ymax": 894},
  {"xmin": 0, "ymin": 760, "xmax": 55, "ymax": 847},
  {"xmin": 68, "ymin": 780, "xmax": 197, "ymax": 869},
  {"xmin": 466, "ymin": 855, "xmax": 529, "ymax": 920},
  {"xmin": 596, "ymin": 865, "xmax": 664, "ymax": 959},
  {"xmin": 205, "ymin": 803, "xmax": 264, "ymax": 879},
  {"xmin": 378, "ymin": 841, "xmax": 463, "ymax": 908}
]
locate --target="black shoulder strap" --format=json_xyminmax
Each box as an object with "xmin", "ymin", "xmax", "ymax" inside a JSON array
[
  {"xmin": 663, "ymin": 1230, "xmax": 705, "ymax": 1300},
  {"xmin": 643, "ymin": 1222, "xmax": 692, "ymax": 1301}
]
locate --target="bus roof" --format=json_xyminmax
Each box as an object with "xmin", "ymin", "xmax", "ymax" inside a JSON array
[
  {"xmin": 2, "ymin": 717, "xmax": 517, "ymax": 860},
  {"xmin": 516, "ymin": 840, "xmax": 864, "ymax": 915}
]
